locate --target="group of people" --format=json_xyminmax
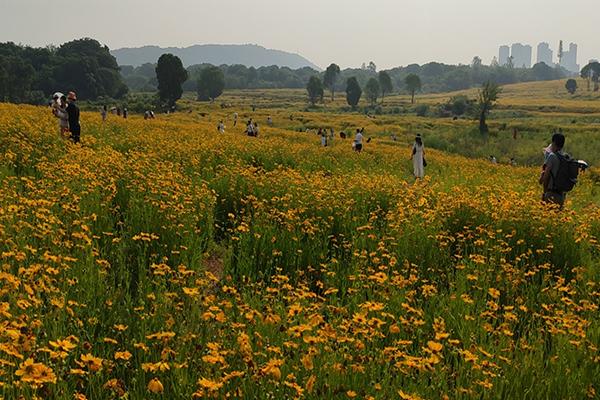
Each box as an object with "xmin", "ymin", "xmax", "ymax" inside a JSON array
[
  {"xmin": 489, "ymin": 156, "xmax": 517, "ymax": 166},
  {"xmin": 315, "ymin": 127, "xmax": 370, "ymax": 153},
  {"xmin": 51, "ymin": 91, "xmax": 81, "ymax": 143},
  {"xmin": 218, "ymin": 114, "xmax": 270, "ymax": 136},
  {"xmin": 318, "ymin": 128, "xmax": 335, "ymax": 147},
  {"xmin": 50, "ymin": 96, "xmax": 588, "ymax": 209},
  {"xmin": 245, "ymin": 119, "xmax": 260, "ymax": 137}
]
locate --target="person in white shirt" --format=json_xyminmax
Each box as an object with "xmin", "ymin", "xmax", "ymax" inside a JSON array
[
  {"xmin": 411, "ymin": 134, "xmax": 425, "ymax": 178},
  {"xmin": 51, "ymin": 93, "xmax": 69, "ymax": 137},
  {"xmin": 354, "ymin": 128, "xmax": 363, "ymax": 152},
  {"xmin": 246, "ymin": 120, "xmax": 254, "ymax": 136},
  {"xmin": 217, "ymin": 120, "xmax": 225, "ymax": 133}
]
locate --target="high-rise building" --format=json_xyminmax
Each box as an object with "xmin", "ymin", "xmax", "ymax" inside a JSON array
[
  {"xmin": 560, "ymin": 42, "xmax": 580, "ymax": 73},
  {"xmin": 499, "ymin": 46, "xmax": 510, "ymax": 66},
  {"xmin": 536, "ymin": 42, "xmax": 553, "ymax": 66},
  {"xmin": 511, "ymin": 43, "xmax": 532, "ymax": 68}
]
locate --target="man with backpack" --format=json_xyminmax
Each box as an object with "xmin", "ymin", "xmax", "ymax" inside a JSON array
[{"xmin": 540, "ymin": 133, "xmax": 580, "ymax": 208}]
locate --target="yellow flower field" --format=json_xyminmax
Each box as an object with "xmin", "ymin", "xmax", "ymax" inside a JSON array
[{"xmin": 0, "ymin": 100, "xmax": 599, "ymax": 399}]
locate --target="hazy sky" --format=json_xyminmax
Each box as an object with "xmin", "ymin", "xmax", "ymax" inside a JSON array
[{"xmin": 1, "ymin": 0, "xmax": 597, "ymax": 69}]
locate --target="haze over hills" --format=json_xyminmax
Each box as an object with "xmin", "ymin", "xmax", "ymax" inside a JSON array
[{"xmin": 111, "ymin": 44, "xmax": 321, "ymax": 70}]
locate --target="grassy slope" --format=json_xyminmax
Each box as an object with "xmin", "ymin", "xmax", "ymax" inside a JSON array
[{"xmin": 177, "ymin": 79, "xmax": 600, "ymax": 168}]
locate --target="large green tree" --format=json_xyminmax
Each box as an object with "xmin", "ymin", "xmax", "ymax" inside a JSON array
[
  {"xmin": 156, "ymin": 54, "xmax": 188, "ymax": 108},
  {"xmin": 378, "ymin": 71, "xmax": 393, "ymax": 104},
  {"xmin": 55, "ymin": 38, "xmax": 127, "ymax": 99},
  {"xmin": 0, "ymin": 38, "xmax": 127, "ymax": 102},
  {"xmin": 306, "ymin": 76, "xmax": 324, "ymax": 105},
  {"xmin": 365, "ymin": 77, "xmax": 380, "ymax": 106},
  {"xmin": 477, "ymin": 81, "xmax": 502, "ymax": 134},
  {"xmin": 565, "ymin": 79, "xmax": 577, "ymax": 95},
  {"xmin": 581, "ymin": 61, "xmax": 600, "ymax": 91},
  {"xmin": 405, "ymin": 74, "xmax": 422, "ymax": 104},
  {"xmin": 345, "ymin": 77, "xmax": 362, "ymax": 109},
  {"xmin": 323, "ymin": 63, "xmax": 340, "ymax": 101},
  {"xmin": 197, "ymin": 66, "xmax": 225, "ymax": 101},
  {"xmin": 1, "ymin": 56, "xmax": 34, "ymax": 102}
]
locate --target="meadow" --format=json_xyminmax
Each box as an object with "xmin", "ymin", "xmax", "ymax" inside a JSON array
[{"xmin": 0, "ymin": 79, "xmax": 599, "ymax": 399}]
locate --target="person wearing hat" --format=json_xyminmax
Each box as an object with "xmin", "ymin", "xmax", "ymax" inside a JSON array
[
  {"xmin": 411, "ymin": 134, "xmax": 425, "ymax": 179},
  {"xmin": 66, "ymin": 91, "xmax": 81, "ymax": 144}
]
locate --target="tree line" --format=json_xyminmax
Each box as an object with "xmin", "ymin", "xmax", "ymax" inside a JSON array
[
  {"xmin": 306, "ymin": 68, "xmax": 422, "ymax": 108},
  {"xmin": 0, "ymin": 39, "xmax": 127, "ymax": 103},
  {"xmin": 2, "ymin": 38, "xmax": 595, "ymax": 110},
  {"xmin": 122, "ymin": 57, "xmax": 571, "ymax": 97}
]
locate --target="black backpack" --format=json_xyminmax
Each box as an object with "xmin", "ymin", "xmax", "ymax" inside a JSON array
[{"xmin": 552, "ymin": 153, "xmax": 580, "ymax": 193}]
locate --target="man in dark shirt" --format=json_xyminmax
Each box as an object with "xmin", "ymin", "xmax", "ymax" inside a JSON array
[
  {"xmin": 540, "ymin": 133, "xmax": 566, "ymax": 207},
  {"xmin": 66, "ymin": 92, "xmax": 81, "ymax": 144}
]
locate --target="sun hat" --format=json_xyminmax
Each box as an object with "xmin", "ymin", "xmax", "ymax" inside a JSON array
[{"xmin": 67, "ymin": 91, "xmax": 77, "ymax": 101}]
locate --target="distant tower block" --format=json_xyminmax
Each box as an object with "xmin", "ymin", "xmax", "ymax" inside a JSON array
[
  {"xmin": 511, "ymin": 43, "xmax": 532, "ymax": 68},
  {"xmin": 559, "ymin": 42, "xmax": 580, "ymax": 73},
  {"xmin": 536, "ymin": 42, "xmax": 553, "ymax": 66},
  {"xmin": 499, "ymin": 46, "xmax": 510, "ymax": 66}
]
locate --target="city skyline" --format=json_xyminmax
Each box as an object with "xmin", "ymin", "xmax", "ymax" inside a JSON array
[{"xmin": 498, "ymin": 41, "xmax": 581, "ymax": 73}]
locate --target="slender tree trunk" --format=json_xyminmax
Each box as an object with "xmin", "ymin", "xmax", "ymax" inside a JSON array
[
  {"xmin": 381, "ymin": 91, "xmax": 385, "ymax": 105},
  {"xmin": 331, "ymin": 88, "xmax": 335, "ymax": 102},
  {"xmin": 479, "ymin": 109, "xmax": 488, "ymax": 134},
  {"xmin": 411, "ymin": 91, "xmax": 415, "ymax": 104}
]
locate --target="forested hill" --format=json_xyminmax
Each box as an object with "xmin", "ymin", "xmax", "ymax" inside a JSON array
[{"xmin": 111, "ymin": 44, "xmax": 320, "ymax": 70}]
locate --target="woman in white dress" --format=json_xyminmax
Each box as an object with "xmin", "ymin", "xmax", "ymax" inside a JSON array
[{"xmin": 411, "ymin": 134, "xmax": 425, "ymax": 178}]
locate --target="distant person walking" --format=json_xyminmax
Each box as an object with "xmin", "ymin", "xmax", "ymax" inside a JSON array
[
  {"xmin": 354, "ymin": 128, "xmax": 363, "ymax": 152},
  {"xmin": 321, "ymin": 130, "xmax": 327, "ymax": 147},
  {"xmin": 101, "ymin": 105, "xmax": 107, "ymax": 122},
  {"xmin": 123, "ymin": 108, "xmax": 128, "ymax": 119},
  {"xmin": 217, "ymin": 120, "xmax": 225, "ymax": 133},
  {"xmin": 411, "ymin": 134, "xmax": 425, "ymax": 178},
  {"xmin": 66, "ymin": 91, "xmax": 81, "ymax": 144},
  {"xmin": 233, "ymin": 112, "xmax": 238, "ymax": 127}
]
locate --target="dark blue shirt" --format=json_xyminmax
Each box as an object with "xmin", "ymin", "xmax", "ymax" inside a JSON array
[{"xmin": 66, "ymin": 102, "xmax": 80, "ymax": 129}]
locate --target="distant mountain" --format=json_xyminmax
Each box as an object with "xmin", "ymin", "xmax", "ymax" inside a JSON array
[{"xmin": 111, "ymin": 44, "xmax": 320, "ymax": 70}]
